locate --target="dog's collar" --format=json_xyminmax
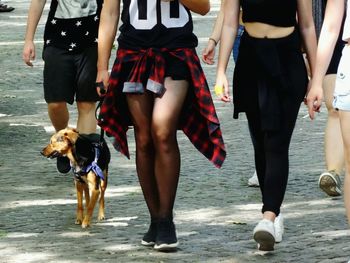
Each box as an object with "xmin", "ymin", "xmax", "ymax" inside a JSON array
[{"xmin": 72, "ymin": 145, "xmax": 105, "ymax": 180}]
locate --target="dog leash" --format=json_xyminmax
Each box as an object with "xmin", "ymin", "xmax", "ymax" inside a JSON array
[
  {"xmin": 95, "ymin": 81, "xmax": 106, "ymax": 143},
  {"xmin": 70, "ymin": 83, "xmax": 108, "ymax": 183}
]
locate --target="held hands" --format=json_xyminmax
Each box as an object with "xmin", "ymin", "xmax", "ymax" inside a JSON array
[
  {"xmin": 306, "ymin": 81, "xmax": 323, "ymax": 120},
  {"xmin": 22, "ymin": 40, "xmax": 35, "ymax": 67}
]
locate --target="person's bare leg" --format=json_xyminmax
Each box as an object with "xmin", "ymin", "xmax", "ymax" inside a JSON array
[
  {"xmin": 76, "ymin": 101, "xmax": 97, "ymax": 134},
  {"xmin": 48, "ymin": 102, "xmax": 69, "ymax": 131},
  {"xmin": 318, "ymin": 75, "xmax": 344, "ymax": 196},
  {"xmin": 339, "ymin": 111, "xmax": 350, "ymax": 224},
  {"xmin": 152, "ymin": 77, "xmax": 188, "ymax": 219},
  {"xmin": 323, "ymin": 74, "xmax": 344, "ymax": 174},
  {"xmin": 262, "ymin": 211, "xmax": 276, "ymax": 221}
]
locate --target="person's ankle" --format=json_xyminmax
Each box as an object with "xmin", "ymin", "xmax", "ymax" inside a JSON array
[{"xmin": 263, "ymin": 211, "xmax": 277, "ymax": 222}]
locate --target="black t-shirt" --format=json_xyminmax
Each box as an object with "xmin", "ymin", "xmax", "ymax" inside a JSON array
[
  {"xmin": 43, "ymin": 0, "xmax": 103, "ymax": 52},
  {"xmin": 118, "ymin": 0, "xmax": 198, "ymax": 49}
]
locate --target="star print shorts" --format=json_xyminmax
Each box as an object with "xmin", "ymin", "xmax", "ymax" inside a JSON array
[
  {"xmin": 333, "ymin": 45, "xmax": 350, "ymax": 111},
  {"xmin": 42, "ymin": 45, "xmax": 100, "ymax": 104}
]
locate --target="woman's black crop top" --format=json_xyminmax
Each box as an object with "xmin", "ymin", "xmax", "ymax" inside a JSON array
[{"xmin": 241, "ymin": 0, "xmax": 297, "ymax": 27}]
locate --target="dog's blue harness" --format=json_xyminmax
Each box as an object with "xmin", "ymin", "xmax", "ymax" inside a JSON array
[
  {"xmin": 73, "ymin": 144, "xmax": 105, "ymax": 181},
  {"xmin": 81, "ymin": 145, "xmax": 105, "ymax": 180}
]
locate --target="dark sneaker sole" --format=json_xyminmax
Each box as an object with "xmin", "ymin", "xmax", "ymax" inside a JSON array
[
  {"xmin": 254, "ymin": 231, "xmax": 275, "ymax": 251},
  {"xmin": 319, "ymin": 173, "xmax": 341, "ymax": 197},
  {"xmin": 154, "ymin": 242, "xmax": 178, "ymax": 252}
]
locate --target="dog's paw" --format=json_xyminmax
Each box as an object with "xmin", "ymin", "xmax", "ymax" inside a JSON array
[
  {"xmin": 97, "ymin": 214, "xmax": 105, "ymax": 221},
  {"xmin": 75, "ymin": 218, "xmax": 83, "ymax": 225},
  {"xmin": 81, "ymin": 223, "xmax": 89, "ymax": 229},
  {"xmin": 81, "ymin": 219, "xmax": 90, "ymax": 228}
]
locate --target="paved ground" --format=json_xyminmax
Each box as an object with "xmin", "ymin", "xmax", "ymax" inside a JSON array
[{"xmin": 1, "ymin": 1, "xmax": 350, "ymax": 262}]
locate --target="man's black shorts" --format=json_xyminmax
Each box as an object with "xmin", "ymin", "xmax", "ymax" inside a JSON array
[{"xmin": 43, "ymin": 46, "xmax": 100, "ymax": 104}]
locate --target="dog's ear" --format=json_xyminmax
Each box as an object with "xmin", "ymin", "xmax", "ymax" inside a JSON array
[
  {"xmin": 63, "ymin": 132, "xmax": 72, "ymax": 146},
  {"xmin": 63, "ymin": 129, "xmax": 79, "ymax": 146}
]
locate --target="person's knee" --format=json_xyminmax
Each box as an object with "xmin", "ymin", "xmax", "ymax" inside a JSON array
[
  {"xmin": 152, "ymin": 127, "xmax": 176, "ymax": 153},
  {"xmin": 48, "ymin": 102, "xmax": 67, "ymax": 113},
  {"xmin": 47, "ymin": 102, "xmax": 69, "ymax": 131},
  {"xmin": 77, "ymin": 101, "xmax": 96, "ymax": 115},
  {"xmin": 135, "ymin": 130, "xmax": 153, "ymax": 153}
]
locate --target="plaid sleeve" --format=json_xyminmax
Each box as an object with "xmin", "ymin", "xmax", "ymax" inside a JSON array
[{"xmin": 171, "ymin": 48, "xmax": 226, "ymax": 168}]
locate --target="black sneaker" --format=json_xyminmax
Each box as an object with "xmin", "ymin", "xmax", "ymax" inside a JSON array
[
  {"xmin": 0, "ymin": 4, "xmax": 15, "ymax": 12},
  {"xmin": 56, "ymin": 156, "xmax": 71, "ymax": 174},
  {"xmin": 154, "ymin": 218, "xmax": 178, "ymax": 252},
  {"xmin": 141, "ymin": 221, "xmax": 157, "ymax": 246}
]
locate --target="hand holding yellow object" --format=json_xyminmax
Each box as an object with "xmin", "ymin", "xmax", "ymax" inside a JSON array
[
  {"xmin": 214, "ymin": 85, "xmax": 223, "ymax": 96},
  {"xmin": 213, "ymin": 84, "xmax": 231, "ymax": 102}
]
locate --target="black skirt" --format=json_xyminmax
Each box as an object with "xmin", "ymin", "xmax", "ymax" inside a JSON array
[{"xmin": 232, "ymin": 29, "xmax": 309, "ymax": 131}]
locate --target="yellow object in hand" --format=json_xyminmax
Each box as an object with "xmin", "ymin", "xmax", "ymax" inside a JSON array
[{"xmin": 214, "ymin": 85, "xmax": 223, "ymax": 96}]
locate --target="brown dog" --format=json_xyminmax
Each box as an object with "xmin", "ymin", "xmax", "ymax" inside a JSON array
[{"xmin": 41, "ymin": 128, "xmax": 110, "ymax": 228}]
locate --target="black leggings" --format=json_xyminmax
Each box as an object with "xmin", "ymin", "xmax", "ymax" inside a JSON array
[{"xmin": 246, "ymin": 98, "xmax": 301, "ymax": 216}]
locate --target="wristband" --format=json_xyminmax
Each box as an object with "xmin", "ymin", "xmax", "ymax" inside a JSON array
[
  {"xmin": 214, "ymin": 85, "xmax": 223, "ymax": 96},
  {"xmin": 209, "ymin": 37, "xmax": 218, "ymax": 46}
]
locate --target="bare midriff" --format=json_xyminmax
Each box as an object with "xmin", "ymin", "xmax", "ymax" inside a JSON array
[{"xmin": 244, "ymin": 22, "xmax": 295, "ymax": 39}]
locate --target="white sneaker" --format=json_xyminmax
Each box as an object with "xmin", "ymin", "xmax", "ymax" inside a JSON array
[
  {"xmin": 274, "ymin": 213, "xmax": 284, "ymax": 243},
  {"xmin": 253, "ymin": 219, "xmax": 275, "ymax": 251},
  {"xmin": 248, "ymin": 171, "xmax": 259, "ymax": 187}
]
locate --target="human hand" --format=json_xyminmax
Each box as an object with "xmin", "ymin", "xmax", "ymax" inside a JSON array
[
  {"xmin": 22, "ymin": 40, "xmax": 35, "ymax": 67},
  {"xmin": 96, "ymin": 70, "xmax": 110, "ymax": 97},
  {"xmin": 215, "ymin": 74, "xmax": 231, "ymax": 103},
  {"xmin": 306, "ymin": 82, "xmax": 323, "ymax": 120},
  {"xmin": 202, "ymin": 40, "xmax": 216, "ymax": 65},
  {"xmin": 303, "ymin": 80, "xmax": 312, "ymax": 105}
]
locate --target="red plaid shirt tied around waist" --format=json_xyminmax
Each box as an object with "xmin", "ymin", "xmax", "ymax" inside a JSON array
[{"xmin": 98, "ymin": 48, "xmax": 226, "ymax": 168}]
